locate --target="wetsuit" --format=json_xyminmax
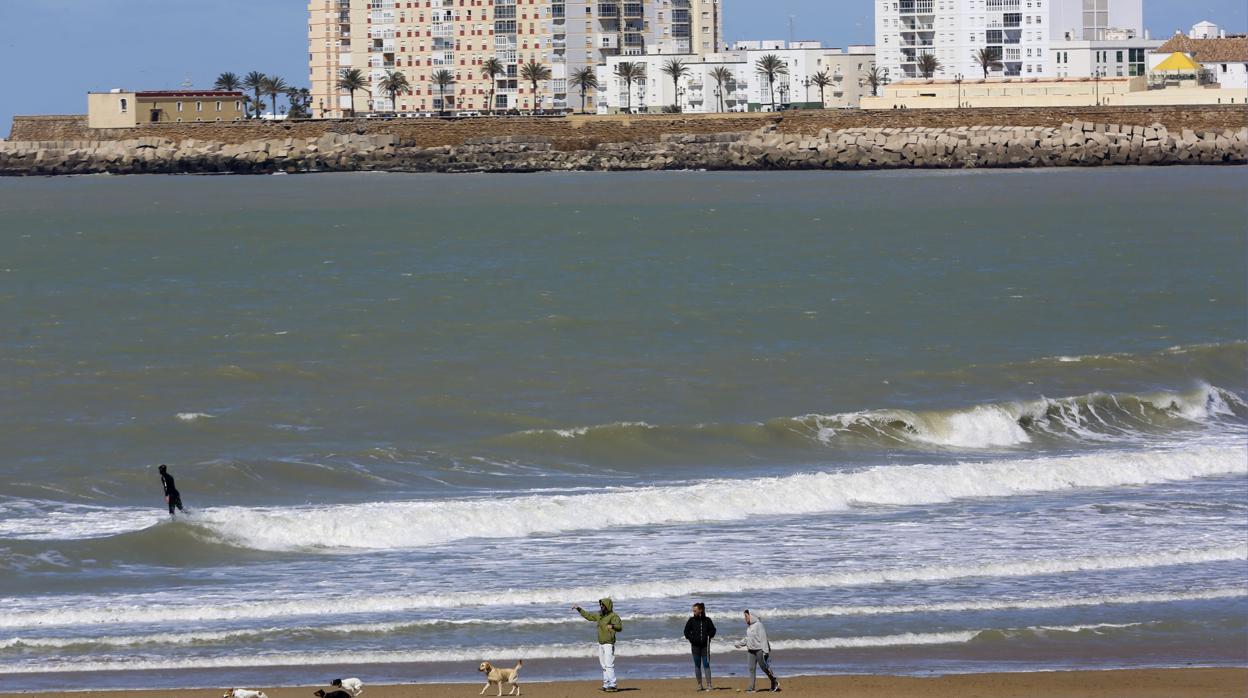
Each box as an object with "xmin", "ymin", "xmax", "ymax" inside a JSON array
[{"xmin": 160, "ymin": 470, "xmax": 184, "ymax": 515}]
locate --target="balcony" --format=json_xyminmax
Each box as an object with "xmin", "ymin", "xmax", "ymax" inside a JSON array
[{"xmin": 898, "ymin": 0, "xmax": 934, "ymax": 14}]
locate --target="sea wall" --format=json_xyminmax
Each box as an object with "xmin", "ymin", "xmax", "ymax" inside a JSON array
[
  {"xmin": 2, "ymin": 121, "xmax": 1245, "ymax": 176},
  {"xmin": 8, "ymin": 105, "xmax": 1247, "ymax": 146}
]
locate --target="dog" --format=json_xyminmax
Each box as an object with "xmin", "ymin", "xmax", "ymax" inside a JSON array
[
  {"xmin": 223, "ymin": 690, "xmax": 267, "ymax": 698},
  {"xmin": 330, "ymin": 679, "xmax": 364, "ymax": 697},
  {"xmin": 313, "ymin": 690, "xmax": 351, "ymax": 698},
  {"xmin": 478, "ymin": 660, "xmax": 523, "ymax": 696}
]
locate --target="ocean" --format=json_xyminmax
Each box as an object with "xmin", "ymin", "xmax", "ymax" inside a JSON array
[{"xmin": 0, "ymin": 168, "xmax": 1245, "ymax": 691}]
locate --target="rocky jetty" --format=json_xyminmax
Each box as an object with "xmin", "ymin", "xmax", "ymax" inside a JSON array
[{"xmin": 1, "ymin": 121, "xmax": 1245, "ymax": 176}]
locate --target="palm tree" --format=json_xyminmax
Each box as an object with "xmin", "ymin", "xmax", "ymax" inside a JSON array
[
  {"xmin": 862, "ymin": 65, "xmax": 889, "ymax": 97},
  {"xmin": 917, "ymin": 52, "xmax": 942, "ymax": 79},
  {"xmin": 614, "ymin": 61, "xmax": 645, "ymax": 114},
  {"xmin": 242, "ymin": 71, "xmax": 267, "ymax": 118},
  {"xmin": 481, "ymin": 57, "xmax": 505, "ymax": 115},
  {"xmin": 286, "ymin": 87, "xmax": 312, "ymax": 119},
  {"xmin": 261, "ymin": 76, "xmax": 290, "ymax": 119},
  {"xmin": 810, "ymin": 70, "xmax": 833, "ymax": 108},
  {"xmin": 378, "ymin": 70, "xmax": 410, "ymax": 113},
  {"xmin": 430, "ymin": 69, "xmax": 455, "ymax": 116},
  {"xmin": 520, "ymin": 59, "xmax": 552, "ymax": 114},
  {"xmin": 336, "ymin": 68, "xmax": 368, "ymax": 117},
  {"xmin": 569, "ymin": 67, "xmax": 599, "ymax": 115},
  {"xmin": 661, "ymin": 58, "xmax": 691, "ymax": 113},
  {"xmin": 214, "ymin": 72, "xmax": 241, "ymax": 92},
  {"xmin": 755, "ymin": 54, "xmax": 788, "ymax": 111},
  {"xmin": 709, "ymin": 66, "xmax": 733, "ymax": 113},
  {"xmin": 974, "ymin": 47, "xmax": 1002, "ymax": 79}
]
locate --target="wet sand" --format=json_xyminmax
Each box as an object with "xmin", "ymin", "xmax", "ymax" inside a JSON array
[{"xmin": 4, "ymin": 668, "xmax": 1244, "ymax": 698}]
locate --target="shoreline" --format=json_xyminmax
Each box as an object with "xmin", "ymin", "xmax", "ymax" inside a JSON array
[{"xmin": 2, "ymin": 669, "xmax": 1244, "ymax": 698}]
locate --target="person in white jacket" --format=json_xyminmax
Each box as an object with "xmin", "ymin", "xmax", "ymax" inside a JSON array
[{"xmin": 734, "ymin": 610, "xmax": 780, "ymax": 692}]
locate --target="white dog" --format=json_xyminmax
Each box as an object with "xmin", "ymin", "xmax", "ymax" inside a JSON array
[
  {"xmin": 331, "ymin": 678, "xmax": 364, "ymax": 697},
  {"xmin": 478, "ymin": 660, "xmax": 523, "ymax": 696},
  {"xmin": 223, "ymin": 690, "xmax": 268, "ymax": 698}
]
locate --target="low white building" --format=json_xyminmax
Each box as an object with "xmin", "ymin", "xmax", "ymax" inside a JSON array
[
  {"xmin": 1150, "ymin": 26, "xmax": 1248, "ymax": 90},
  {"xmin": 1049, "ymin": 36, "xmax": 1164, "ymax": 80},
  {"xmin": 596, "ymin": 42, "xmax": 876, "ymax": 114}
]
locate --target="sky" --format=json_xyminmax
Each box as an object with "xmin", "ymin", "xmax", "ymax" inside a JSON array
[{"xmin": 1, "ymin": 0, "xmax": 1245, "ymax": 132}]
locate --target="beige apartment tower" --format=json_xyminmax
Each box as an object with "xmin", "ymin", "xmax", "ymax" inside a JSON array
[{"xmin": 308, "ymin": 0, "xmax": 722, "ymax": 118}]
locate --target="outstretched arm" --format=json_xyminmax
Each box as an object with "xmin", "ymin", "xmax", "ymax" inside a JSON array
[{"xmin": 575, "ymin": 606, "xmax": 601, "ymax": 622}]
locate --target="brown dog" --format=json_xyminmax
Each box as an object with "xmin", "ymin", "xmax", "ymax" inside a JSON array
[{"xmin": 478, "ymin": 660, "xmax": 523, "ymax": 696}]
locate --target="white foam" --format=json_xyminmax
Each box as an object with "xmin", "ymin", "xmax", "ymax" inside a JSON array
[
  {"xmin": 0, "ymin": 623, "xmax": 1159, "ymax": 674},
  {"xmin": 186, "ymin": 444, "xmax": 1246, "ymax": 552},
  {"xmin": 2, "ymin": 544, "xmax": 1241, "ymax": 629},
  {"xmin": 175, "ymin": 412, "xmax": 215, "ymax": 422},
  {"xmin": 6, "ymin": 588, "xmax": 1238, "ymax": 650}
]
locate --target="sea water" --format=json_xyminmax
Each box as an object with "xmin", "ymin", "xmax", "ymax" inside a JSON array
[{"xmin": 0, "ymin": 168, "xmax": 1245, "ymax": 690}]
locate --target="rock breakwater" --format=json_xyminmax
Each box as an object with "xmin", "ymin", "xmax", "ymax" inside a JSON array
[{"xmin": 2, "ymin": 121, "xmax": 1244, "ymax": 176}]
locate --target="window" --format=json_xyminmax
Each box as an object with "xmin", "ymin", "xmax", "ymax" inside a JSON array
[
  {"xmin": 176, "ymin": 102, "xmax": 183, "ymax": 111},
  {"xmin": 119, "ymin": 98, "xmax": 128, "ymax": 112},
  {"xmin": 216, "ymin": 101, "xmax": 223, "ymax": 111},
  {"xmin": 196, "ymin": 101, "xmax": 203, "ymax": 111}
]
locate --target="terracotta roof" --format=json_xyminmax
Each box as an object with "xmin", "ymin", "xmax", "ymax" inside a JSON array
[
  {"xmin": 1155, "ymin": 34, "xmax": 1248, "ymax": 63},
  {"xmin": 135, "ymin": 90, "xmax": 245, "ymax": 98}
]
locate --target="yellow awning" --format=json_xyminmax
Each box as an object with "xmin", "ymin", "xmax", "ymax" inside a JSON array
[{"xmin": 1151, "ymin": 52, "xmax": 1201, "ymax": 72}]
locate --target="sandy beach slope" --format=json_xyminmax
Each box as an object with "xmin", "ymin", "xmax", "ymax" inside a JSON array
[{"xmin": 4, "ymin": 669, "xmax": 1244, "ymax": 698}]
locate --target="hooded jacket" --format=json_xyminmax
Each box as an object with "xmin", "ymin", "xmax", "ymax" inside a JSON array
[
  {"xmin": 741, "ymin": 615, "xmax": 770, "ymax": 654},
  {"xmin": 683, "ymin": 614, "xmax": 717, "ymax": 647},
  {"xmin": 578, "ymin": 598, "xmax": 623, "ymax": 645}
]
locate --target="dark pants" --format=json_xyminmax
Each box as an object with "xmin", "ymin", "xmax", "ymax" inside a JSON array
[
  {"xmin": 168, "ymin": 491, "xmax": 184, "ymax": 515},
  {"xmin": 691, "ymin": 644, "xmax": 711, "ymax": 687}
]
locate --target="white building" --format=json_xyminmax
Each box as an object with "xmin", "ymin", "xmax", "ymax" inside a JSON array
[
  {"xmin": 875, "ymin": 0, "xmax": 1145, "ymax": 80},
  {"xmin": 596, "ymin": 42, "xmax": 876, "ymax": 113},
  {"xmin": 1050, "ymin": 36, "xmax": 1163, "ymax": 80},
  {"xmin": 1150, "ymin": 27, "xmax": 1248, "ymax": 90}
]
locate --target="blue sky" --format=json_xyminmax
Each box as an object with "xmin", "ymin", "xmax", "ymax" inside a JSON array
[{"xmin": 2, "ymin": 0, "xmax": 1245, "ymax": 132}]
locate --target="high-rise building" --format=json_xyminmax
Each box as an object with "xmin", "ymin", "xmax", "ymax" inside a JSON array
[
  {"xmin": 308, "ymin": 0, "xmax": 723, "ymax": 118},
  {"xmin": 874, "ymin": 0, "xmax": 1144, "ymax": 81}
]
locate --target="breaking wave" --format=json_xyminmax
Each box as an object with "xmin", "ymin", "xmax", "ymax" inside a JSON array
[{"xmin": 2, "ymin": 545, "xmax": 1241, "ymax": 629}]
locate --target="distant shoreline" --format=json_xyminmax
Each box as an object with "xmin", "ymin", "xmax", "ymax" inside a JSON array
[{"xmin": 2, "ymin": 668, "xmax": 1244, "ymax": 698}]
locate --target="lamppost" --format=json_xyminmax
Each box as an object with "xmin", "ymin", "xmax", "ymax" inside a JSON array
[
  {"xmin": 803, "ymin": 77, "xmax": 811, "ymax": 108},
  {"xmin": 677, "ymin": 87, "xmax": 686, "ymax": 113},
  {"xmin": 954, "ymin": 73, "xmax": 964, "ymax": 108},
  {"xmin": 1093, "ymin": 67, "xmax": 1104, "ymax": 106},
  {"xmin": 713, "ymin": 87, "xmax": 722, "ymax": 113},
  {"xmin": 318, "ymin": 99, "xmax": 324, "ymax": 119},
  {"xmin": 778, "ymin": 82, "xmax": 790, "ymax": 108}
]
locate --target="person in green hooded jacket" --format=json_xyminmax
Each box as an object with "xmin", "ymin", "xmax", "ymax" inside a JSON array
[{"xmin": 573, "ymin": 598, "xmax": 623, "ymax": 692}]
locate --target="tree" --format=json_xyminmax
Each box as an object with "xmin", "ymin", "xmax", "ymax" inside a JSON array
[
  {"xmin": 336, "ymin": 68, "xmax": 368, "ymax": 117},
  {"xmin": 286, "ymin": 87, "xmax": 312, "ymax": 119},
  {"xmin": 242, "ymin": 71, "xmax": 267, "ymax": 118},
  {"xmin": 917, "ymin": 52, "xmax": 942, "ymax": 79},
  {"xmin": 378, "ymin": 70, "xmax": 411, "ymax": 113},
  {"xmin": 863, "ymin": 65, "xmax": 889, "ymax": 97},
  {"xmin": 481, "ymin": 57, "xmax": 505, "ymax": 115},
  {"xmin": 569, "ymin": 67, "xmax": 599, "ymax": 115},
  {"xmin": 614, "ymin": 62, "xmax": 645, "ymax": 114},
  {"xmin": 261, "ymin": 76, "xmax": 289, "ymax": 119},
  {"xmin": 661, "ymin": 58, "xmax": 691, "ymax": 113},
  {"xmin": 974, "ymin": 47, "xmax": 1002, "ymax": 79},
  {"xmin": 755, "ymin": 54, "xmax": 789, "ymax": 110},
  {"xmin": 810, "ymin": 70, "xmax": 833, "ymax": 108},
  {"xmin": 431, "ymin": 69, "xmax": 455, "ymax": 116},
  {"xmin": 709, "ymin": 66, "xmax": 733, "ymax": 113},
  {"xmin": 214, "ymin": 72, "xmax": 241, "ymax": 92},
  {"xmin": 520, "ymin": 59, "xmax": 552, "ymax": 114}
]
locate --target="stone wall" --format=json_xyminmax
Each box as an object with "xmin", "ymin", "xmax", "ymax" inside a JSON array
[
  {"xmin": 2, "ymin": 121, "xmax": 1244, "ymax": 176},
  {"xmin": 9, "ymin": 105, "xmax": 1246, "ymax": 147}
]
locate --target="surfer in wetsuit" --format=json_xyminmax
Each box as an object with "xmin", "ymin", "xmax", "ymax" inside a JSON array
[{"xmin": 158, "ymin": 464, "xmax": 185, "ymax": 517}]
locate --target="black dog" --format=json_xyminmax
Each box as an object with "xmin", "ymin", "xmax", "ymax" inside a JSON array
[{"xmin": 314, "ymin": 690, "xmax": 351, "ymax": 698}]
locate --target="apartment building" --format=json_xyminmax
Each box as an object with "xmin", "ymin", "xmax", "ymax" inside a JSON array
[
  {"xmin": 308, "ymin": 0, "xmax": 723, "ymax": 118},
  {"xmin": 874, "ymin": 0, "xmax": 1144, "ymax": 80}
]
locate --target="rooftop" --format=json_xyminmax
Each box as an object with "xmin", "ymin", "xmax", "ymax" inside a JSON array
[{"xmin": 1155, "ymin": 34, "xmax": 1248, "ymax": 62}]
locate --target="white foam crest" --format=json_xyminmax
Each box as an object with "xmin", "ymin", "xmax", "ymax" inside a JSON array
[
  {"xmin": 519, "ymin": 421, "xmax": 656, "ymax": 439},
  {"xmin": 0, "ymin": 502, "xmax": 156, "ymax": 541},
  {"xmin": 175, "ymin": 412, "xmax": 215, "ymax": 422},
  {"xmin": 7, "ymin": 588, "xmax": 1239, "ymax": 651},
  {"xmin": 2, "ymin": 544, "xmax": 1241, "ymax": 630},
  {"xmin": 187, "ymin": 445, "xmax": 1245, "ymax": 552}
]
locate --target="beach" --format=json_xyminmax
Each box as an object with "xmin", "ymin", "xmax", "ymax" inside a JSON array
[
  {"xmin": 1, "ymin": 169, "xmax": 1244, "ymax": 691},
  {"xmin": 2, "ymin": 669, "xmax": 1245, "ymax": 698}
]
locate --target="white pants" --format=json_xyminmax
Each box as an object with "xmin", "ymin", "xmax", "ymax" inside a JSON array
[{"xmin": 598, "ymin": 643, "xmax": 617, "ymax": 688}]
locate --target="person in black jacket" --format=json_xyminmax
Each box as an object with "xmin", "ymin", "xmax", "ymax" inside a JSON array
[
  {"xmin": 158, "ymin": 464, "xmax": 185, "ymax": 517},
  {"xmin": 683, "ymin": 602, "xmax": 717, "ymax": 690}
]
